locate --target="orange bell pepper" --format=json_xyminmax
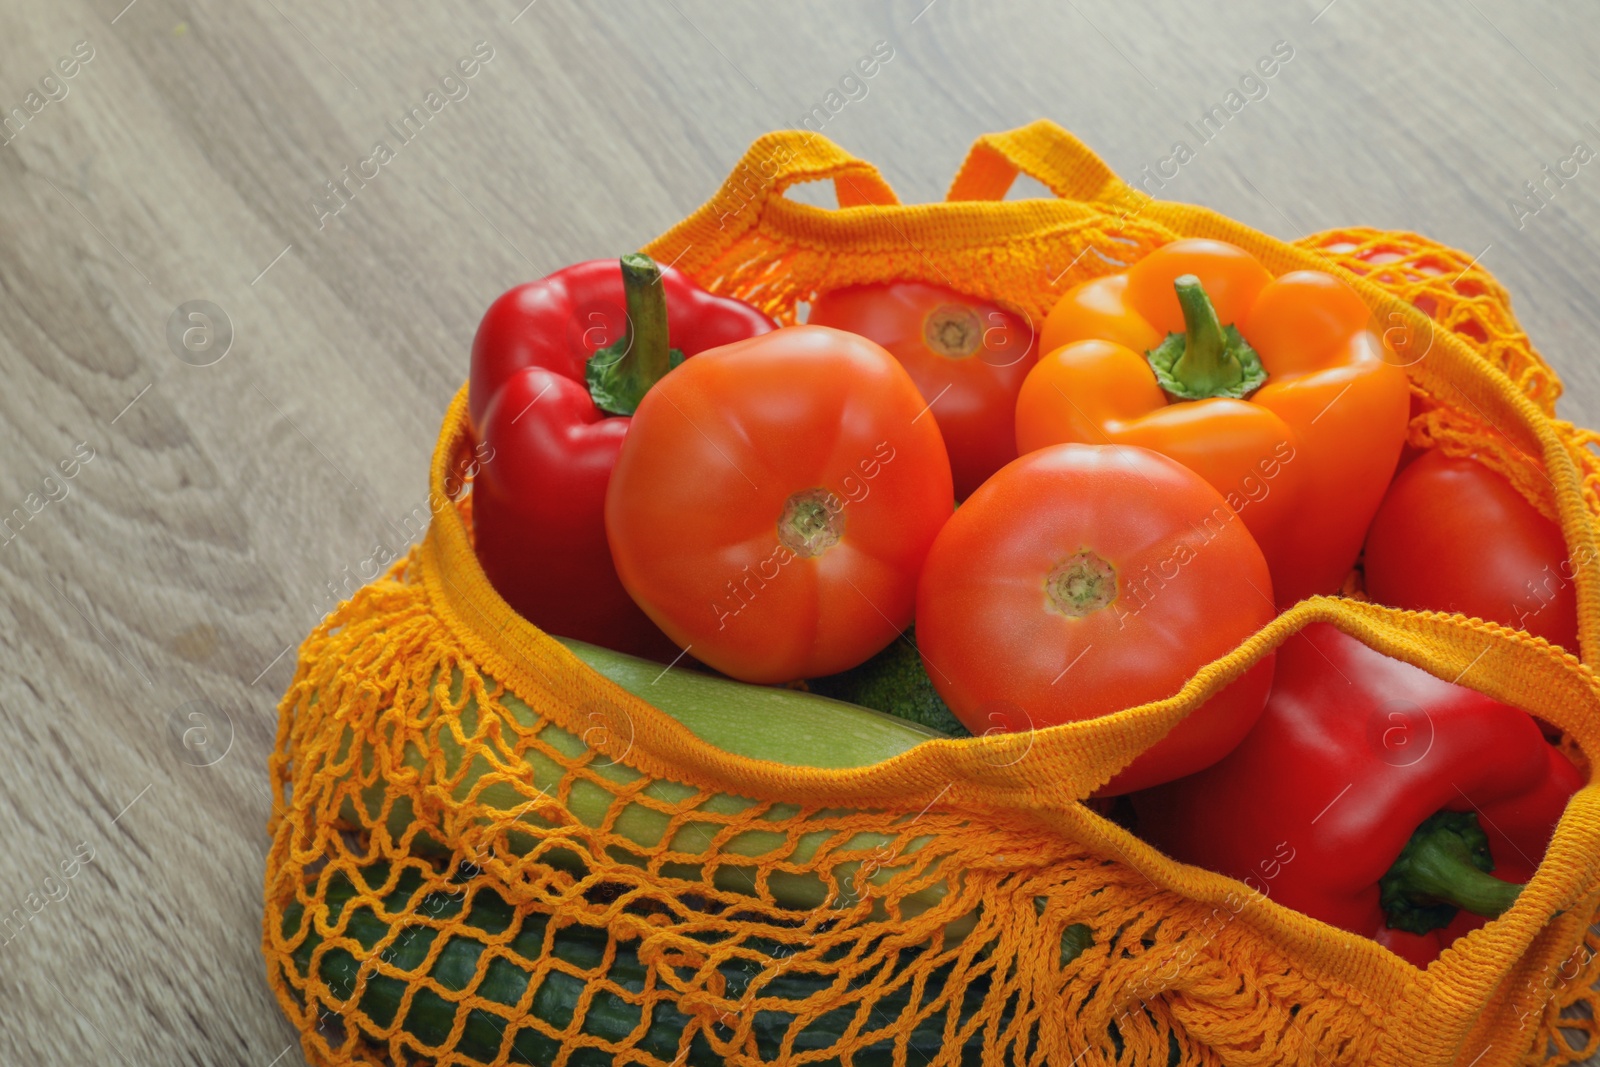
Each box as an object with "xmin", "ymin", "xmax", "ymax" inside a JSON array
[{"xmin": 1015, "ymin": 238, "xmax": 1409, "ymax": 606}]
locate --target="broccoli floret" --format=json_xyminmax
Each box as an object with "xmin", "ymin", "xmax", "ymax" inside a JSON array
[{"xmin": 808, "ymin": 629, "xmax": 971, "ymax": 737}]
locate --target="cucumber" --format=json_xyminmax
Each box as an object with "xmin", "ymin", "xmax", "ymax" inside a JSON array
[
  {"xmin": 333, "ymin": 639, "xmax": 962, "ymax": 924},
  {"xmin": 284, "ymin": 863, "xmax": 1007, "ymax": 1066}
]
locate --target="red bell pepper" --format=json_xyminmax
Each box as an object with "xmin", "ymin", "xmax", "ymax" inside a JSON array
[
  {"xmin": 1131, "ymin": 622, "xmax": 1582, "ymax": 966},
  {"xmin": 469, "ymin": 255, "xmax": 775, "ymax": 659}
]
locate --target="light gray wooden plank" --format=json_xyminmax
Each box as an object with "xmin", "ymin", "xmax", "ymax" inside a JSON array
[{"xmin": 1, "ymin": 1, "xmax": 1595, "ymax": 1063}]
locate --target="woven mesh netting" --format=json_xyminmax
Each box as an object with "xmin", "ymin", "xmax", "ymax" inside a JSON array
[{"xmin": 264, "ymin": 127, "xmax": 1600, "ymax": 1067}]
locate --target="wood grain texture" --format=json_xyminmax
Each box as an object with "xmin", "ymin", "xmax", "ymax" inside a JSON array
[{"xmin": 0, "ymin": 0, "xmax": 1596, "ymax": 1062}]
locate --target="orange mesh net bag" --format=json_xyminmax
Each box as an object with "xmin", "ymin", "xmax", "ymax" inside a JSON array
[{"xmin": 263, "ymin": 122, "xmax": 1600, "ymax": 1067}]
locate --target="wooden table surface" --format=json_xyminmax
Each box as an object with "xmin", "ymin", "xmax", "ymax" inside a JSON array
[{"xmin": 3, "ymin": 0, "xmax": 1598, "ymax": 1062}]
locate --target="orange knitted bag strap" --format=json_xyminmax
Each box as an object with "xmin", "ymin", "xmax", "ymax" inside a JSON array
[
  {"xmin": 757, "ymin": 130, "xmax": 900, "ymax": 205},
  {"xmin": 647, "ymin": 130, "xmax": 901, "ymax": 281},
  {"xmin": 692, "ymin": 131, "xmax": 899, "ymax": 221},
  {"xmin": 946, "ymin": 119, "xmax": 1146, "ymax": 211}
]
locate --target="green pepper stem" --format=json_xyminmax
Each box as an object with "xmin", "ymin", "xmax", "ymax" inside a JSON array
[
  {"xmin": 1144, "ymin": 275, "xmax": 1268, "ymax": 402},
  {"xmin": 1171, "ymin": 277, "xmax": 1231, "ymax": 391},
  {"xmin": 586, "ymin": 254, "xmax": 678, "ymax": 417},
  {"xmin": 1379, "ymin": 810, "xmax": 1523, "ymax": 935}
]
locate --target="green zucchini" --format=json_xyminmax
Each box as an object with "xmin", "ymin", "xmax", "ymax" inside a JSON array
[
  {"xmin": 559, "ymin": 637, "xmax": 949, "ymax": 768},
  {"xmin": 334, "ymin": 639, "xmax": 962, "ymax": 924},
  {"xmin": 284, "ymin": 863, "xmax": 1005, "ymax": 1066}
]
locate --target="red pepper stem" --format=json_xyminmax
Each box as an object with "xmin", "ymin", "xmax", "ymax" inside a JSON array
[
  {"xmin": 1379, "ymin": 810, "xmax": 1523, "ymax": 934},
  {"xmin": 586, "ymin": 254, "xmax": 675, "ymax": 416}
]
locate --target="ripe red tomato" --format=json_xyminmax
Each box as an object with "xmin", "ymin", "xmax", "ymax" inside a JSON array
[
  {"xmin": 915, "ymin": 443, "xmax": 1276, "ymax": 793},
  {"xmin": 1362, "ymin": 450, "xmax": 1578, "ymax": 650},
  {"xmin": 808, "ymin": 281, "xmax": 1037, "ymax": 500},
  {"xmin": 605, "ymin": 325, "xmax": 954, "ymax": 683}
]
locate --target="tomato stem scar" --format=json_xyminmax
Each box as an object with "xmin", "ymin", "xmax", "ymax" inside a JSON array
[
  {"xmin": 1045, "ymin": 551, "xmax": 1117, "ymax": 616},
  {"xmin": 923, "ymin": 304, "xmax": 983, "ymax": 358},
  {"xmin": 778, "ymin": 488, "xmax": 844, "ymax": 557}
]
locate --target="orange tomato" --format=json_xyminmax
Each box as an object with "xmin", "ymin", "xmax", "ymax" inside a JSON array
[
  {"xmin": 1363, "ymin": 450, "xmax": 1579, "ymax": 650},
  {"xmin": 915, "ymin": 443, "xmax": 1276, "ymax": 793},
  {"xmin": 809, "ymin": 281, "xmax": 1037, "ymax": 500},
  {"xmin": 605, "ymin": 325, "xmax": 954, "ymax": 683}
]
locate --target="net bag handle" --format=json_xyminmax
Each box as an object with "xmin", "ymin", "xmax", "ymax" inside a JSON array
[
  {"xmin": 946, "ymin": 119, "xmax": 1144, "ymax": 211},
  {"xmin": 710, "ymin": 130, "xmax": 901, "ymax": 216}
]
